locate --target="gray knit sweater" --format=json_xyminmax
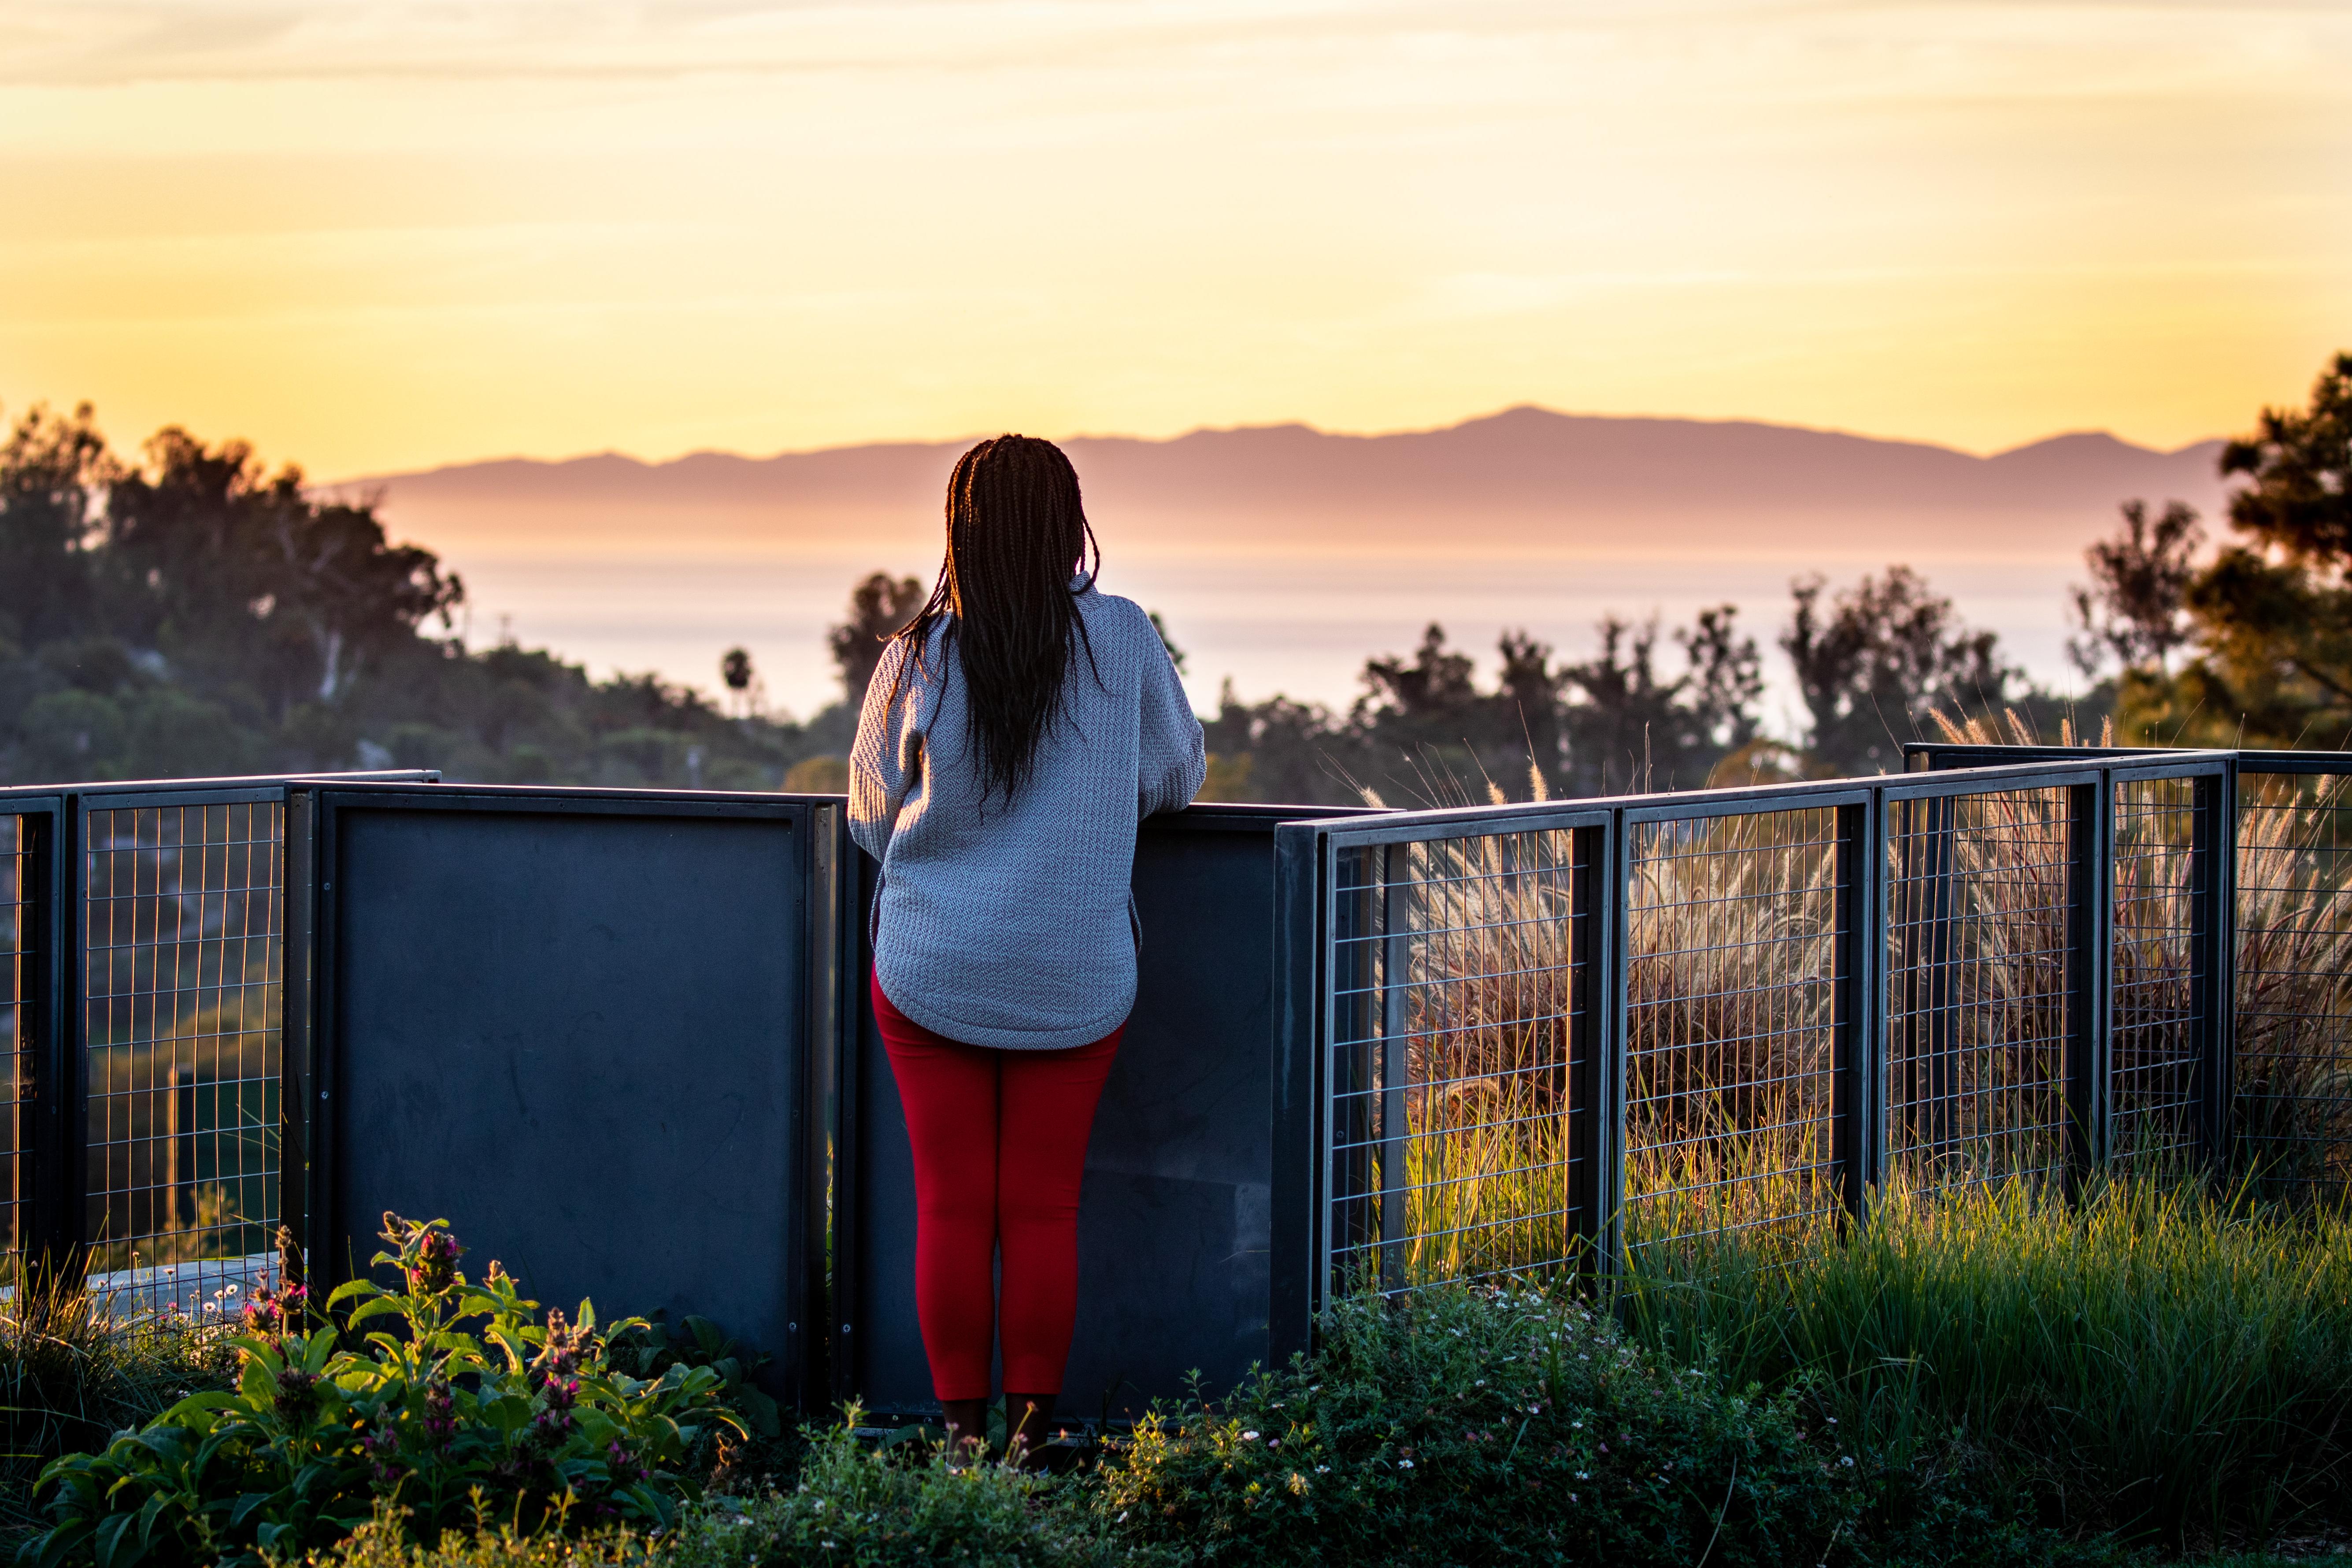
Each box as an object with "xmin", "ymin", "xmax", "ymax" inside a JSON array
[{"xmin": 848, "ymin": 577, "xmax": 1207, "ymax": 1049}]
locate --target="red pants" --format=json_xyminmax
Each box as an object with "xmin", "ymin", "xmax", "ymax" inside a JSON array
[{"xmin": 873, "ymin": 972, "xmax": 1123, "ymax": 1401}]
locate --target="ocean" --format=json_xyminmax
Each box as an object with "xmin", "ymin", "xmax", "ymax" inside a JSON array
[{"xmin": 442, "ymin": 550, "xmax": 2094, "ymax": 735}]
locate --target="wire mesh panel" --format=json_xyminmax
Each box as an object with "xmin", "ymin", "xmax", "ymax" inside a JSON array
[
  {"xmin": 1622, "ymin": 808, "xmax": 1841, "ymax": 1249},
  {"xmin": 2109, "ymin": 776, "xmax": 2200, "ymax": 1163},
  {"xmin": 1886, "ymin": 788, "xmax": 2073, "ymax": 1190},
  {"xmin": 2235, "ymin": 770, "xmax": 2352, "ymax": 1200},
  {"xmin": 3, "ymin": 815, "xmax": 30, "ymax": 1264},
  {"xmin": 83, "ymin": 799, "xmax": 283, "ymax": 1303},
  {"xmin": 1326, "ymin": 825, "xmax": 1590, "ymax": 1295}
]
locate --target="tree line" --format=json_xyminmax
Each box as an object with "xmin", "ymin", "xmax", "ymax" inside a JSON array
[
  {"xmin": 0, "ymin": 407, "xmax": 844, "ymax": 790},
  {"xmin": 1, "ymin": 351, "xmax": 2341, "ymax": 799}
]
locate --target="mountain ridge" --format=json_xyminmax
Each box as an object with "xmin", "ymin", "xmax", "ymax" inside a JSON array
[{"xmin": 331, "ymin": 406, "xmax": 2233, "ymax": 563}]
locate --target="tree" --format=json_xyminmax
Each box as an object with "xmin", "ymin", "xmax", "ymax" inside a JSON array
[
  {"xmin": 2122, "ymin": 352, "xmax": 2352, "ymax": 747},
  {"xmin": 720, "ymin": 647, "xmax": 760, "ymax": 718},
  {"xmin": 2068, "ymin": 499, "xmax": 2203, "ymax": 678},
  {"xmin": 100, "ymin": 429, "xmax": 460, "ymax": 715},
  {"xmin": 0, "ymin": 402, "xmax": 117, "ymax": 650},
  {"xmin": 1554, "ymin": 606, "xmax": 1760, "ymax": 795},
  {"xmin": 1782, "ymin": 567, "xmax": 2014, "ymax": 775},
  {"xmin": 828, "ymin": 572, "xmax": 928, "ymax": 707}
]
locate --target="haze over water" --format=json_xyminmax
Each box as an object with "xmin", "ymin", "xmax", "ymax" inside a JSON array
[{"xmin": 446, "ymin": 549, "xmax": 2093, "ymax": 735}]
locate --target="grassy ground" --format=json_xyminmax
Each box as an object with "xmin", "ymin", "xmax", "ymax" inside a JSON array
[{"xmin": 0, "ymin": 1262, "xmax": 237, "ymax": 1533}]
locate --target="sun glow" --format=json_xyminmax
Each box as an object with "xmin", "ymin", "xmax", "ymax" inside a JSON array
[{"xmin": 1, "ymin": 2, "xmax": 2345, "ymax": 478}]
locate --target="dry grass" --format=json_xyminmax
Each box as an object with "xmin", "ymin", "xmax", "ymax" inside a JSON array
[{"xmin": 1347, "ymin": 717, "xmax": 2352, "ymax": 1297}]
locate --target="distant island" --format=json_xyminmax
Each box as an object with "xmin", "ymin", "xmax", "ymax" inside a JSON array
[{"xmin": 332, "ymin": 407, "xmax": 2230, "ymax": 563}]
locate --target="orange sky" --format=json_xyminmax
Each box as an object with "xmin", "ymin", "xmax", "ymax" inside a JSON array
[{"xmin": 2, "ymin": 2, "xmax": 2345, "ymax": 480}]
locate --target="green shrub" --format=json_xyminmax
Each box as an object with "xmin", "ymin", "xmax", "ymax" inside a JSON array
[
  {"xmin": 282, "ymin": 1504, "xmax": 652, "ymax": 1568},
  {"xmin": 19, "ymin": 1216, "xmax": 740, "ymax": 1567},
  {"xmin": 1095, "ymin": 1283, "xmax": 1865, "ymax": 1566},
  {"xmin": 668, "ymin": 1410, "xmax": 1165, "ymax": 1568}
]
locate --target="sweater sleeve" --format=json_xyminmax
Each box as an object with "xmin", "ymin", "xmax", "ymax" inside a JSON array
[
  {"xmin": 848, "ymin": 638, "xmax": 924, "ymax": 863},
  {"xmin": 1136, "ymin": 612, "xmax": 1207, "ymax": 818}
]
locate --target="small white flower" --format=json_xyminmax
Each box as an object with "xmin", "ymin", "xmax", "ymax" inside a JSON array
[
  {"xmin": 1117, "ymin": 1511, "xmax": 1129, "ymax": 1524},
  {"xmin": 1840, "ymin": 1455, "xmax": 1855, "ymax": 1468},
  {"xmin": 1241, "ymin": 1431, "xmax": 1260, "ymax": 1441},
  {"xmin": 1576, "ymin": 1471, "xmax": 1589, "ymax": 1480},
  {"xmin": 1315, "ymin": 1466, "xmax": 1330, "ymax": 1474},
  {"xmin": 1399, "ymin": 1459, "xmax": 1415, "ymax": 1470},
  {"xmin": 1578, "ymin": 1354, "xmax": 1589, "ymax": 1361},
  {"xmin": 1475, "ymin": 1379, "xmax": 1486, "ymax": 1387}
]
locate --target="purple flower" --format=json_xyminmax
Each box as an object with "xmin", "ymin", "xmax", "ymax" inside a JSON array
[
  {"xmin": 406, "ymin": 1229, "xmax": 464, "ymax": 1294},
  {"xmin": 422, "ymin": 1378, "xmax": 458, "ymax": 1449},
  {"xmin": 272, "ymin": 1368, "xmax": 319, "ymax": 1423}
]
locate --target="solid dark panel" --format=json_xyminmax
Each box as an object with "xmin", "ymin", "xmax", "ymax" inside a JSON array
[
  {"xmin": 845, "ymin": 807, "xmax": 1352, "ymax": 1421},
  {"xmin": 324, "ymin": 802, "xmax": 809, "ymax": 1394}
]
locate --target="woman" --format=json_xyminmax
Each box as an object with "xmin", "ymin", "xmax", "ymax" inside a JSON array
[{"xmin": 848, "ymin": 434, "xmax": 1207, "ymax": 1461}]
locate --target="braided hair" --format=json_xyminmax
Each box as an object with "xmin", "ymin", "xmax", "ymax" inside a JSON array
[{"xmin": 886, "ymin": 435, "xmax": 1104, "ymax": 808}]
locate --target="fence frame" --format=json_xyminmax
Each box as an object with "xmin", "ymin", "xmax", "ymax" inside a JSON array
[
  {"xmin": 1280, "ymin": 747, "xmax": 2247, "ymax": 1312},
  {"xmin": 0, "ymin": 773, "xmax": 429, "ymax": 1289}
]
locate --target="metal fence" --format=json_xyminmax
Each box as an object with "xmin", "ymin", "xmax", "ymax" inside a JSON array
[
  {"xmin": 1279, "ymin": 746, "xmax": 2264, "ymax": 1306},
  {"xmin": 4, "ymin": 748, "xmax": 2350, "ymax": 1417},
  {"xmin": 81, "ymin": 796, "xmax": 285, "ymax": 1303}
]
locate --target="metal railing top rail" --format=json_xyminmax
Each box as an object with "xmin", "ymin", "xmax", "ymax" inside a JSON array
[
  {"xmin": 0, "ymin": 770, "xmax": 440, "ymax": 802},
  {"xmin": 1908, "ymin": 742, "xmax": 2352, "ymax": 777},
  {"xmin": 1302, "ymin": 749, "xmax": 2241, "ymax": 846}
]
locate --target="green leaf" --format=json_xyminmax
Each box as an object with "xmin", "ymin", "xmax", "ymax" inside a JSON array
[
  {"xmin": 159, "ymin": 1391, "xmax": 238, "ymax": 1422},
  {"xmin": 482, "ymin": 1395, "xmax": 533, "ymax": 1433},
  {"xmin": 34, "ymin": 1518, "xmax": 95, "ymax": 1568},
  {"xmin": 92, "ymin": 1511, "xmax": 142, "ymax": 1568},
  {"xmin": 736, "ymin": 1386, "xmax": 782, "ymax": 1438},
  {"xmin": 574, "ymin": 1298, "xmax": 597, "ymax": 1333},
  {"xmin": 301, "ymin": 1331, "xmax": 340, "ymax": 1376},
  {"xmin": 347, "ymin": 1297, "xmax": 404, "ymax": 1328},
  {"xmin": 326, "ymin": 1278, "xmax": 381, "ymax": 1307},
  {"xmin": 228, "ymin": 1493, "xmax": 274, "ymax": 1528}
]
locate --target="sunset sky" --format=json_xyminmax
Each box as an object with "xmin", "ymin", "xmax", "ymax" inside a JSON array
[{"xmin": 2, "ymin": 1, "xmax": 2345, "ymax": 481}]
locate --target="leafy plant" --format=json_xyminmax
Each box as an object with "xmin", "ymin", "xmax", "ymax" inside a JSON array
[
  {"xmin": 604, "ymin": 1316, "xmax": 779, "ymax": 1442},
  {"xmin": 669, "ymin": 1406, "xmax": 1158, "ymax": 1568},
  {"xmin": 1097, "ymin": 1283, "xmax": 1866, "ymax": 1567},
  {"xmin": 19, "ymin": 1214, "xmax": 741, "ymax": 1568}
]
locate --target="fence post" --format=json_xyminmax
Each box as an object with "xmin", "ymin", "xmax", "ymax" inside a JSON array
[
  {"xmin": 1833, "ymin": 798, "xmax": 1882, "ymax": 1224},
  {"xmin": 1567, "ymin": 823, "xmax": 1609, "ymax": 1276},
  {"xmin": 19, "ymin": 804, "xmax": 73, "ymax": 1282},
  {"xmin": 1269, "ymin": 822, "xmax": 1324, "ymax": 1357},
  {"xmin": 2189, "ymin": 767, "xmax": 2237, "ymax": 1171},
  {"xmin": 1597, "ymin": 811, "xmax": 1629, "ymax": 1280},
  {"xmin": 280, "ymin": 788, "xmax": 318, "ymax": 1279},
  {"xmin": 2067, "ymin": 776, "xmax": 2114, "ymax": 1185}
]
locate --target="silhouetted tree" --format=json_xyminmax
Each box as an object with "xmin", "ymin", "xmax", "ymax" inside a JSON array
[
  {"xmin": 2069, "ymin": 499, "xmax": 2203, "ymax": 678},
  {"xmin": 828, "ymin": 571, "xmax": 927, "ymax": 707},
  {"xmin": 2122, "ymin": 351, "xmax": 2352, "ymax": 746},
  {"xmin": 0, "ymin": 402, "xmax": 115, "ymax": 650},
  {"xmin": 1783, "ymin": 567, "xmax": 2014, "ymax": 774},
  {"xmin": 1553, "ymin": 606, "xmax": 1759, "ymax": 794}
]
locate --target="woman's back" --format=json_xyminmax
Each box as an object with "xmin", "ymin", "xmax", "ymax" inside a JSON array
[{"xmin": 849, "ymin": 575, "xmax": 1205, "ymax": 1049}]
